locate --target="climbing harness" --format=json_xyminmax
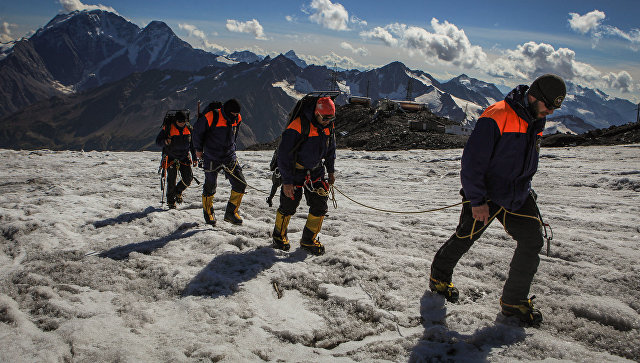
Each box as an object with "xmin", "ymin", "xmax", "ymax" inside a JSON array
[{"xmin": 303, "ymin": 172, "xmax": 330, "ymax": 197}]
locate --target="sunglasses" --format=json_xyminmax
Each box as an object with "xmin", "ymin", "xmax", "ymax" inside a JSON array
[
  {"xmin": 320, "ymin": 115, "xmax": 335, "ymax": 122},
  {"xmin": 533, "ymin": 83, "xmax": 558, "ymax": 110}
]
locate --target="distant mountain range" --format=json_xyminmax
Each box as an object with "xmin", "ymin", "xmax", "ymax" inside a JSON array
[{"xmin": 0, "ymin": 9, "xmax": 637, "ymax": 151}]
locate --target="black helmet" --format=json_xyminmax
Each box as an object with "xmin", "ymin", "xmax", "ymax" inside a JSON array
[
  {"xmin": 528, "ymin": 74, "xmax": 566, "ymax": 109},
  {"xmin": 223, "ymin": 99, "xmax": 241, "ymax": 115},
  {"xmin": 175, "ymin": 111, "xmax": 187, "ymax": 122}
]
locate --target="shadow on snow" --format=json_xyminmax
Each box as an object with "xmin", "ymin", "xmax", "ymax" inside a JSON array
[
  {"xmin": 98, "ymin": 222, "xmax": 200, "ymax": 260},
  {"xmin": 409, "ymin": 290, "xmax": 526, "ymax": 362},
  {"xmin": 181, "ymin": 247, "xmax": 307, "ymax": 299},
  {"xmin": 92, "ymin": 206, "xmax": 163, "ymax": 228}
]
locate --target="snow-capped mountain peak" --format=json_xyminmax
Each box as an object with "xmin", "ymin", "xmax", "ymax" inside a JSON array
[{"xmin": 284, "ymin": 50, "xmax": 308, "ymax": 68}]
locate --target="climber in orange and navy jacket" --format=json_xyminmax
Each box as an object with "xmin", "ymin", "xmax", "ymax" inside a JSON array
[
  {"xmin": 272, "ymin": 97, "xmax": 336, "ymax": 256},
  {"xmin": 155, "ymin": 110, "xmax": 196, "ymax": 209},
  {"xmin": 429, "ymin": 74, "xmax": 566, "ymax": 326},
  {"xmin": 192, "ymin": 99, "xmax": 246, "ymax": 227}
]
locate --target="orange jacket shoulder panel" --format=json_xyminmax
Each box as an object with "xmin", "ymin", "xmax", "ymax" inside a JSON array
[
  {"xmin": 480, "ymin": 100, "xmax": 527, "ymax": 135},
  {"xmin": 286, "ymin": 117, "xmax": 303, "ymax": 133},
  {"xmin": 205, "ymin": 111, "xmax": 215, "ymax": 127}
]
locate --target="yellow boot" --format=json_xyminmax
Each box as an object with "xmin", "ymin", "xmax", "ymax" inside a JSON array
[
  {"xmin": 224, "ymin": 190, "xmax": 244, "ymax": 225},
  {"xmin": 202, "ymin": 194, "xmax": 216, "ymax": 226},
  {"xmin": 300, "ymin": 214, "xmax": 325, "ymax": 255},
  {"xmin": 272, "ymin": 210, "xmax": 291, "ymax": 251}
]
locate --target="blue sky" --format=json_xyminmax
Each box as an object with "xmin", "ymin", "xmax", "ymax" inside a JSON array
[{"xmin": 1, "ymin": 0, "xmax": 639, "ymax": 102}]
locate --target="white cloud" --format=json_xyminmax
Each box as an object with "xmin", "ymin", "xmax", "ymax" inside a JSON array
[
  {"xmin": 200, "ymin": 41, "xmax": 229, "ymax": 54},
  {"xmin": 488, "ymin": 41, "xmax": 600, "ymax": 80},
  {"xmin": 603, "ymin": 70, "xmax": 635, "ymax": 93},
  {"xmin": 178, "ymin": 23, "xmax": 228, "ymax": 54},
  {"xmin": 308, "ymin": 0, "xmax": 349, "ymax": 31},
  {"xmin": 602, "ymin": 26, "xmax": 640, "ymax": 50},
  {"xmin": 179, "ymin": 24, "xmax": 206, "ymax": 40},
  {"xmin": 404, "ymin": 19, "xmax": 487, "ymax": 68},
  {"xmin": 569, "ymin": 10, "xmax": 640, "ymax": 51},
  {"xmin": 340, "ymin": 41, "xmax": 368, "ymax": 56},
  {"xmin": 226, "ymin": 19, "xmax": 267, "ymax": 40},
  {"xmin": 361, "ymin": 19, "xmax": 486, "ymax": 69},
  {"xmin": 568, "ymin": 10, "xmax": 605, "ymax": 34},
  {"xmin": 58, "ymin": 0, "xmax": 116, "ymax": 13},
  {"xmin": 350, "ymin": 15, "xmax": 367, "ymax": 28},
  {"xmin": 358, "ymin": 16, "xmax": 637, "ymax": 94},
  {"xmin": 1, "ymin": 22, "xmax": 16, "ymax": 43},
  {"xmin": 360, "ymin": 26, "xmax": 398, "ymax": 46},
  {"xmin": 285, "ymin": 15, "xmax": 294, "ymax": 23},
  {"xmin": 299, "ymin": 51, "xmax": 375, "ymax": 70},
  {"xmin": 487, "ymin": 41, "xmax": 636, "ymax": 93}
]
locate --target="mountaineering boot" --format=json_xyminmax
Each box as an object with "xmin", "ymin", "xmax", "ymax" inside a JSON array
[
  {"xmin": 168, "ymin": 201, "xmax": 176, "ymax": 209},
  {"xmin": 500, "ymin": 296, "xmax": 543, "ymax": 326},
  {"xmin": 224, "ymin": 190, "xmax": 244, "ymax": 225},
  {"xmin": 176, "ymin": 180, "xmax": 187, "ymax": 204},
  {"xmin": 300, "ymin": 214, "xmax": 325, "ymax": 255},
  {"xmin": 429, "ymin": 276, "xmax": 460, "ymax": 303},
  {"xmin": 272, "ymin": 210, "xmax": 291, "ymax": 251},
  {"xmin": 202, "ymin": 194, "xmax": 216, "ymax": 226}
]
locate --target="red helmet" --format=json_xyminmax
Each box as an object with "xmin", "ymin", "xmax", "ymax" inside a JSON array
[{"xmin": 315, "ymin": 97, "xmax": 335, "ymax": 116}]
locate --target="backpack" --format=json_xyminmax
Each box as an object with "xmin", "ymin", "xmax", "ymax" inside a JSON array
[
  {"xmin": 266, "ymin": 91, "xmax": 339, "ymax": 206},
  {"xmin": 269, "ymin": 91, "xmax": 339, "ymax": 171}
]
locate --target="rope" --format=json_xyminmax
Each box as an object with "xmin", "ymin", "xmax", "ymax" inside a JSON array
[
  {"xmin": 456, "ymin": 206, "xmax": 545, "ymax": 242},
  {"xmin": 221, "ymin": 163, "xmax": 271, "ymax": 195},
  {"xmin": 201, "ymin": 160, "xmax": 553, "ymax": 254},
  {"xmin": 332, "ymin": 184, "xmax": 549, "ymax": 253},
  {"xmin": 457, "ymin": 207, "xmax": 505, "ymax": 239},
  {"xmin": 200, "ymin": 160, "xmax": 551, "ymax": 252},
  {"xmin": 331, "ymin": 185, "xmax": 465, "ymax": 214}
]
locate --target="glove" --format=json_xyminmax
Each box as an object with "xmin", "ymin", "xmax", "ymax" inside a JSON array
[{"xmin": 192, "ymin": 158, "xmax": 198, "ymax": 167}]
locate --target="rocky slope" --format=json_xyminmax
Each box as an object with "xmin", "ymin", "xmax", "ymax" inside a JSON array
[
  {"xmin": 249, "ymin": 102, "xmax": 640, "ymax": 152},
  {"xmin": 247, "ymin": 102, "xmax": 468, "ymax": 151},
  {"xmin": 542, "ymin": 122, "xmax": 640, "ymax": 147}
]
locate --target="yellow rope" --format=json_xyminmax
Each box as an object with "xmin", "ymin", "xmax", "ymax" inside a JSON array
[
  {"xmin": 331, "ymin": 185, "xmax": 544, "ymax": 240},
  {"xmin": 220, "ymin": 164, "xmax": 270, "ymax": 195},
  {"xmin": 457, "ymin": 207, "xmax": 505, "ymax": 239},
  {"xmin": 456, "ymin": 206, "xmax": 543, "ymax": 239},
  {"xmin": 220, "ymin": 163, "xmax": 333, "ymax": 198},
  {"xmin": 215, "ymin": 166, "xmax": 545, "ymax": 238},
  {"xmin": 331, "ymin": 184, "xmax": 465, "ymax": 214}
]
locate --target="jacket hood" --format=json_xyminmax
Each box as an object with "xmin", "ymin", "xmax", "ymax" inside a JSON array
[
  {"xmin": 505, "ymin": 85, "xmax": 537, "ymax": 123},
  {"xmin": 506, "ymin": 85, "xmax": 546, "ymax": 134}
]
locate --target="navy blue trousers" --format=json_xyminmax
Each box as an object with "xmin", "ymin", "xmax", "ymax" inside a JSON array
[{"xmin": 430, "ymin": 192, "xmax": 544, "ymax": 304}]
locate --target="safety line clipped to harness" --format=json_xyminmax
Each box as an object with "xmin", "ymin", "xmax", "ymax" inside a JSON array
[{"xmin": 332, "ymin": 184, "xmax": 552, "ymax": 256}]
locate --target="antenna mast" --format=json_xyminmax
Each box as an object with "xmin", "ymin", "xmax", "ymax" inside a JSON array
[
  {"xmin": 405, "ymin": 78, "xmax": 413, "ymax": 101},
  {"xmin": 328, "ymin": 63, "xmax": 339, "ymax": 91},
  {"xmin": 195, "ymin": 86, "xmax": 200, "ymax": 118}
]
